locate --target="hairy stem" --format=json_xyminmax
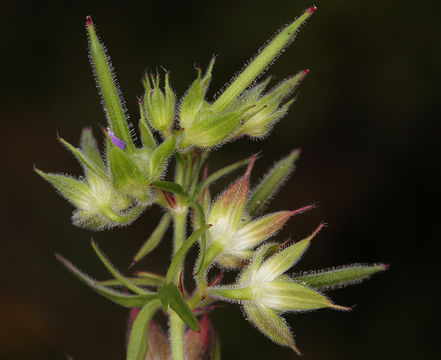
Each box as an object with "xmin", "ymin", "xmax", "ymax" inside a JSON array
[
  {"xmin": 170, "ymin": 310, "xmax": 186, "ymax": 360},
  {"xmin": 169, "ymin": 175, "xmax": 189, "ymax": 360}
]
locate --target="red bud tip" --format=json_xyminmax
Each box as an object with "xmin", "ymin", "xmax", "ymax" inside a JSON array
[
  {"xmin": 333, "ymin": 304, "xmax": 352, "ymax": 311},
  {"xmin": 381, "ymin": 264, "xmax": 390, "ymax": 270},
  {"xmin": 289, "ymin": 204, "xmax": 315, "ymax": 216},
  {"xmin": 303, "ymin": 69, "xmax": 310, "ymax": 75},
  {"xmin": 245, "ymin": 155, "xmax": 258, "ymax": 176},
  {"xmin": 128, "ymin": 261, "xmax": 136, "ymax": 270},
  {"xmin": 137, "ymin": 97, "xmax": 142, "ymax": 104},
  {"xmin": 308, "ymin": 5, "xmax": 317, "ymax": 14},
  {"xmin": 86, "ymin": 16, "xmax": 93, "ymax": 26}
]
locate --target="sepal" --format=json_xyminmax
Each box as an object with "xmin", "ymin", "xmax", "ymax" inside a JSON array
[
  {"xmin": 294, "ymin": 263, "xmax": 389, "ymax": 290},
  {"xmin": 243, "ymin": 302, "xmax": 300, "ymax": 354}
]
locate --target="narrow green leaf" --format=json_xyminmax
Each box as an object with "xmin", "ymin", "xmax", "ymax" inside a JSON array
[
  {"xmin": 135, "ymin": 271, "xmax": 166, "ymax": 287},
  {"xmin": 97, "ymin": 277, "xmax": 163, "ymax": 288},
  {"xmin": 149, "ymin": 134, "xmax": 178, "ymax": 180},
  {"xmin": 166, "ymin": 224, "xmax": 212, "ymax": 284},
  {"xmin": 133, "ymin": 213, "xmax": 171, "ymax": 263},
  {"xmin": 294, "ymin": 263, "xmax": 389, "ymax": 290},
  {"xmin": 90, "ymin": 239, "xmax": 152, "ymax": 296},
  {"xmin": 212, "ymin": 7, "xmax": 316, "ymax": 113},
  {"xmin": 192, "ymin": 156, "xmax": 253, "ymax": 200},
  {"xmin": 127, "ymin": 299, "xmax": 161, "ymax": 360},
  {"xmin": 158, "ymin": 283, "xmax": 199, "ymax": 331},
  {"xmin": 247, "ymin": 149, "xmax": 300, "ymax": 216},
  {"xmin": 86, "ymin": 17, "xmax": 134, "ymax": 151},
  {"xmin": 55, "ymin": 253, "xmax": 153, "ymax": 308}
]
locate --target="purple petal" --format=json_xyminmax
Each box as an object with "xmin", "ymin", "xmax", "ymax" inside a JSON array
[{"xmin": 108, "ymin": 130, "xmax": 127, "ymax": 151}]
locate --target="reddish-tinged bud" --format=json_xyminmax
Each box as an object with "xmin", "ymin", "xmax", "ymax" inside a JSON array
[
  {"xmin": 308, "ymin": 5, "xmax": 317, "ymax": 14},
  {"xmin": 303, "ymin": 69, "xmax": 310, "ymax": 75},
  {"xmin": 185, "ymin": 314, "xmax": 211, "ymax": 359},
  {"xmin": 86, "ymin": 16, "xmax": 93, "ymax": 26}
]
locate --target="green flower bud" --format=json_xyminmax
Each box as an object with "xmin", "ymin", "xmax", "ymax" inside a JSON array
[
  {"xmin": 233, "ymin": 70, "xmax": 308, "ymax": 138},
  {"xmin": 142, "ymin": 72, "xmax": 176, "ymax": 136}
]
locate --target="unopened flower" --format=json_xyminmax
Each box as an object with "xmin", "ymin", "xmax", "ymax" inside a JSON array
[
  {"xmin": 202, "ymin": 157, "xmax": 314, "ymax": 269},
  {"xmin": 230, "ymin": 70, "xmax": 309, "ymax": 138},
  {"xmin": 208, "ymin": 224, "xmax": 349, "ymax": 353},
  {"xmin": 142, "ymin": 72, "xmax": 176, "ymax": 137}
]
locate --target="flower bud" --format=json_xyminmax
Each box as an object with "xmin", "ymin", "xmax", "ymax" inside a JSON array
[
  {"xmin": 201, "ymin": 157, "xmax": 314, "ymax": 270},
  {"xmin": 233, "ymin": 71, "xmax": 308, "ymax": 138},
  {"xmin": 208, "ymin": 223, "xmax": 349, "ymax": 354},
  {"xmin": 142, "ymin": 72, "xmax": 176, "ymax": 136}
]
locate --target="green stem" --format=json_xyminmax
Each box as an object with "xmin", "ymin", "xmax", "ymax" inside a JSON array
[
  {"xmin": 170, "ymin": 210, "xmax": 188, "ymax": 360},
  {"xmin": 170, "ymin": 310, "xmax": 185, "ymax": 360}
]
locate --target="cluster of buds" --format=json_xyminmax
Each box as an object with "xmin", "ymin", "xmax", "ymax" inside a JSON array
[{"xmin": 38, "ymin": 5, "xmax": 388, "ymax": 360}]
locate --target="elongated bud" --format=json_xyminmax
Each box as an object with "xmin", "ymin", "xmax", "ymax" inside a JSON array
[
  {"xmin": 294, "ymin": 263, "xmax": 389, "ymax": 290},
  {"xmin": 86, "ymin": 16, "xmax": 134, "ymax": 151},
  {"xmin": 247, "ymin": 149, "xmax": 301, "ymax": 216},
  {"xmin": 235, "ymin": 71, "xmax": 309, "ymax": 138},
  {"xmin": 212, "ymin": 7, "xmax": 316, "ymax": 113}
]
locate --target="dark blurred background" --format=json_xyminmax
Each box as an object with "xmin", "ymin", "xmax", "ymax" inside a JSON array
[{"xmin": 1, "ymin": 0, "xmax": 440, "ymax": 359}]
